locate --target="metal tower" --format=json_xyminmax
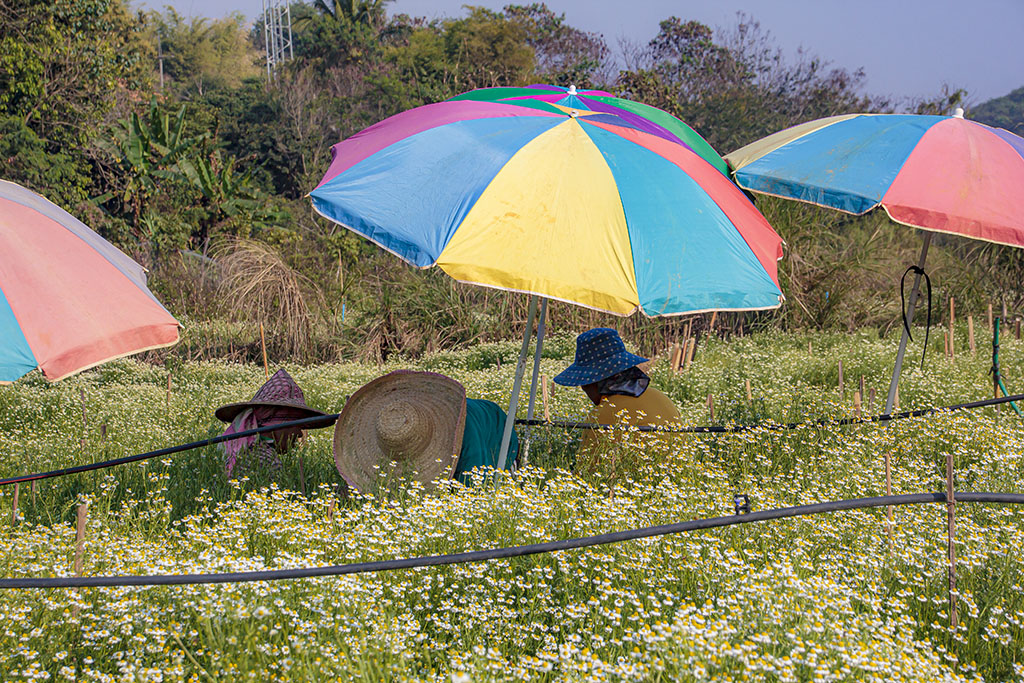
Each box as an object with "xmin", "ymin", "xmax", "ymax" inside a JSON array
[{"xmin": 262, "ymin": 0, "xmax": 294, "ymax": 82}]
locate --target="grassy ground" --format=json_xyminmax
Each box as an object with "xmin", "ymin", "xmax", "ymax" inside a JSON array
[{"xmin": 1, "ymin": 325, "xmax": 1023, "ymax": 681}]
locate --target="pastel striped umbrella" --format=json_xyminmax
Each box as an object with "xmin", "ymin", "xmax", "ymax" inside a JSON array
[
  {"xmin": 726, "ymin": 110, "xmax": 1024, "ymax": 247},
  {"xmin": 726, "ymin": 109, "xmax": 1024, "ymax": 413},
  {"xmin": 310, "ymin": 85, "xmax": 784, "ymax": 317},
  {"xmin": 0, "ymin": 180, "xmax": 181, "ymax": 382}
]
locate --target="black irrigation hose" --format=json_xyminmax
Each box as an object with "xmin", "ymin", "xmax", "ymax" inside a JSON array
[
  {"xmin": 2, "ymin": 491, "xmax": 1021, "ymax": 589},
  {"xmin": 0, "ymin": 413, "xmax": 339, "ymax": 487},
  {"xmin": 3, "ymin": 393, "xmax": 1024, "ymax": 488},
  {"xmin": 517, "ymin": 392, "xmax": 1024, "ymax": 433}
]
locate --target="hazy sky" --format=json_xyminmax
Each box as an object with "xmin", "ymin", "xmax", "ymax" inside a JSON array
[{"xmin": 153, "ymin": 0, "xmax": 1023, "ymax": 105}]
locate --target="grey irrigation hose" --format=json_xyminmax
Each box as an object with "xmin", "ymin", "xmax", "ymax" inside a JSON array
[
  {"xmin": 2, "ymin": 491, "xmax": 1022, "ymax": 589},
  {"xmin": 3, "ymin": 392, "xmax": 1024, "ymax": 488}
]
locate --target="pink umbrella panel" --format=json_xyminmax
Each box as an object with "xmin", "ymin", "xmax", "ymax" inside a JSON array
[{"xmin": 0, "ymin": 180, "xmax": 181, "ymax": 382}]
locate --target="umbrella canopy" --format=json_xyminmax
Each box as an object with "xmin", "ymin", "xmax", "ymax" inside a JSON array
[
  {"xmin": 0, "ymin": 180, "xmax": 181, "ymax": 382},
  {"xmin": 311, "ymin": 85, "xmax": 784, "ymax": 317},
  {"xmin": 726, "ymin": 110, "xmax": 1024, "ymax": 247}
]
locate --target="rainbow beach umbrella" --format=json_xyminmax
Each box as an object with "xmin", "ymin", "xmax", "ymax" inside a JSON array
[
  {"xmin": 0, "ymin": 180, "xmax": 181, "ymax": 382},
  {"xmin": 726, "ymin": 109, "xmax": 1024, "ymax": 412},
  {"xmin": 311, "ymin": 84, "xmax": 786, "ymax": 467},
  {"xmin": 310, "ymin": 85, "xmax": 784, "ymax": 317}
]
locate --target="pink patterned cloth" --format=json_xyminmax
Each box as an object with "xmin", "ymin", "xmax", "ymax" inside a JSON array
[{"xmin": 221, "ymin": 406, "xmax": 309, "ymax": 476}]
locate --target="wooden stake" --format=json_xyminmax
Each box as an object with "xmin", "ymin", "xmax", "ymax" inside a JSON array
[
  {"xmin": 944, "ymin": 331, "xmax": 949, "ymax": 358},
  {"xmin": 10, "ymin": 483, "xmax": 19, "ymax": 526},
  {"xmin": 949, "ymin": 297, "xmax": 955, "ymax": 359},
  {"xmin": 988, "ymin": 303, "xmax": 993, "ymax": 333},
  {"xmin": 853, "ymin": 391, "xmax": 862, "ymax": 418},
  {"xmin": 946, "ymin": 452, "xmax": 958, "ymax": 631},
  {"xmin": 885, "ymin": 452, "xmax": 893, "ymax": 551},
  {"xmin": 1016, "ymin": 318, "xmax": 1021, "ymax": 340},
  {"xmin": 541, "ymin": 374, "xmax": 550, "ymax": 423},
  {"xmin": 838, "ymin": 360, "xmax": 844, "ymax": 400},
  {"xmin": 968, "ymin": 315, "xmax": 976, "ymax": 355},
  {"xmin": 80, "ymin": 388, "xmax": 87, "ymax": 449},
  {"xmin": 259, "ymin": 321, "xmax": 270, "ymax": 380},
  {"xmin": 709, "ymin": 311, "xmax": 718, "ymax": 333},
  {"xmin": 683, "ymin": 338, "xmax": 695, "ymax": 370},
  {"xmin": 745, "ymin": 379, "xmax": 752, "ymax": 405},
  {"xmin": 74, "ymin": 503, "xmax": 88, "ymax": 576},
  {"xmin": 100, "ymin": 423, "xmax": 107, "ymax": 444},
  {"xmin": 669, "ymin": 344, "xmax": 682, "ymax": 374},
  {"xmin": 808, "ymin": 340, "xmax": 812, "ymax": 356},
  {"xmin": 706, "ymin": 394, "xmax": 715, "ymax": 422}
]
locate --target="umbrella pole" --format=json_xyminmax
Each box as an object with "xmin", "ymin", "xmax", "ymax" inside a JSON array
[
  {"xmin": 497, "ymin": 295, "xmax": 538, "ymax": 470},
  {"xmin": 884, "ymin": 232, "xmax": 933, "ymax": 415},
  {"xmin": 521, "ymin": 298, "xmax": 549, "ymax": 465}
]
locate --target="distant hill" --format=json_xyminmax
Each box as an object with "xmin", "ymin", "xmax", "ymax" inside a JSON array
[{"xmin": 972, "ymin": 86, "xmax": 1024, "ymax": 134}]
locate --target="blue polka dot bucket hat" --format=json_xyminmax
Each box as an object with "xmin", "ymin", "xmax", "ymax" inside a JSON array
[{"xmin": 553, "ymin": 328, "xmax": 648, "ymax": 387}]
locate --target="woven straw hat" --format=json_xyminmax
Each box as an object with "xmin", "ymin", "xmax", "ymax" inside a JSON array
[
  {"xmin": 333, "ymin": 370, "xmax": 466, "ymax": 493},
  {"xmin": 215, "ymin": 368, "xmax": 335, "ymax": 428}
]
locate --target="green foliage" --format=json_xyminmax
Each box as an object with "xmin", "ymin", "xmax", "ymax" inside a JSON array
[
  {"xmin": 971, "ymin": 85, "xmax": 1024, "ymax": 134},
  {"xmin": 148, "ymin": 8, "xmax": 261, "ymax": 98},
  {"xmin": 503, "ymin": 3, "xmax": 610, "ymax": 86},
  {"xmin": 618, "ymin": 15, "xmax": 887, "ymax": 152},
  {"xmin": 0, "ymin": 0, "xmax": 146, "ymax": 147},
  {"xmin": 0, "ymin": 116, "xmax": 92, "ymax": 208}
]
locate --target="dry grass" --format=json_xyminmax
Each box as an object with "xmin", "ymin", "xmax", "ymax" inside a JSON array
[{"xmin": 212, "ymin": 238, "xmax": 325, "ymax": 360}]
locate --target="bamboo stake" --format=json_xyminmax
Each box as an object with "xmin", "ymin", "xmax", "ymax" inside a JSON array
[
  {"xmin": 259, "ymin": 322, "xmax": 270, "ymax": 380},
  {"xmin": 808, "ymin": 341, "xmax": 812, "ymax": 356},
  {"xmin": 541, "ymin": 374, "xmax": 550, "ymax": 423},
  {"xmin": 709, "ymin": 311, "xmax": 718, "ymax": 334},
  {"xmin": 707, "ymin": 394, "xmax": 715, "ymax": 422},
  {"xmin": 885, "ymin": 452, "xmax": 893, "ymax": 551},
  {"xmin": 10, "ymin": 483, "xmax": 19, "ymax": 526},
  {"xmin": 944, "ymin": 331, "xmax": 949, "ymax": 358},
  {"xmin": 949, "ymin": 297, "xmax": 955, "ymax": 359},
  {"xmin": 683, "ymin": 338, "xmax": 695, "ymax": 371},
  {"xmin": 946, "ymin": 452, "xmax": 958, "ymax": 631},
  {"xmin": 745, "ymin": 379, "xmax": 752, "ymax": 405},
  {"xmin": 988, "ymin": 303, "xmax": 993, "ymax": 333},
  {"xmin": 853, "ymin": 391, "xmax": 862, "ymax": 418},
  {"xmin": 968, "ymin": 315, "xmax": 976, "ymax": 355},
  {"xmin": 669, "ymin": 344, "xmax": 682, "ymax": 374},
  {"xmin": 838, "ymin": 360, "xmax": 844, "ymax": 400},
  {"xmin": 74, "ymin": 503, "xmax": 88, "ymax": 576},
  {"xmin": 80, "ymin": 388, "xmax": 87, "ymax": 450}
]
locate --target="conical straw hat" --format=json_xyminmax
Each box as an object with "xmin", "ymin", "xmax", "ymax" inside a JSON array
[
  {"xmin": 333, "ymin": 370, "xmax": 466, "ymax": 493},
  {"xmin": 215, "ymin": 368, "xmax": 335, "ymax": 428}
]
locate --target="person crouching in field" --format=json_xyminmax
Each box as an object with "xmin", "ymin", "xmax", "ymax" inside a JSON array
[
  {"xmin": 215, "ymin": 369, "xmax": 335, "ymax": 476},
  {"xmin": 333, "ymin": 370, "xmax": 517, "ymax": 493},
  {"xmin": 554, "ymin": 328, "xmax": 681, "ymax": 456}
]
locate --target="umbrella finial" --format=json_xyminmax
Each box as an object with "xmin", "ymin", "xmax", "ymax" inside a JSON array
[
  {"xmin": 568, "ymin": 84, "xmax": 577, "ymax": 95},
  {"xmin": 953, "ymin": 107, "xmax": 965, "ymax": 119}
]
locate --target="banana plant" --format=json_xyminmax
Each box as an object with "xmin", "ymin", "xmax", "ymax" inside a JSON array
[{"xmin": 95, "ymin": 98, "xmax": 205, "ymax": 231}]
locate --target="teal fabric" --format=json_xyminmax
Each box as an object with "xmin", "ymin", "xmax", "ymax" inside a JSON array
[{"xmin": 454, "ymin": 399, "xmax": 517, "ymax": 483}]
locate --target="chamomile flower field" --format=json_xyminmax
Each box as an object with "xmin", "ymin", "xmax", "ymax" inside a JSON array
[{"xmin": 1, "ymin": 327, "xmax": 1023, "ymax": 682}]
